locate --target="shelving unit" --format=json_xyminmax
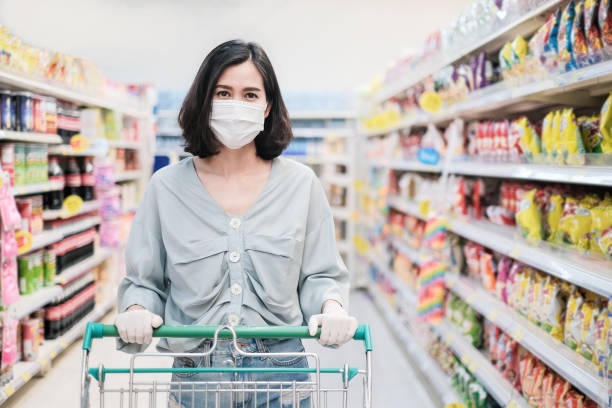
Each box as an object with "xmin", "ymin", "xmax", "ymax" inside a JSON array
[
  {"xmin": 12, "ymin": 180, "xmax": 65, "ymax": 197},
  {"xmin": 114, "ymin": 170, "xmax": 144, "ymax": 183},
  {"xmin": 0, "ymin": 130, "xmax": 62, "ymax": 145},
  {"xmin": 24, "ymin": 216, "xmax": 102, "ymax": 256},
  {"xmin": 42, "ymin": 200, "xmax": 100, "ymax": 220},
  {"xmin": 54, "ymin": 248, "xmax": 115, "ymax": 284}
]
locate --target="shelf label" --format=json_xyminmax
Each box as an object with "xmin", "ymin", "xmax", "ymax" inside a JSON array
[
  {"xmin": 15, "ymin": 230, "xmax": 33, "ymax": 255},
  {"xmin": 468, "ymin": 361, "xmax": 478, "ymax": 372},
  {"xmin": 511, "ymin": 327, "xmax": 525, "ymax": 342},
  {"xmin": 487, "ymin": 309, "xmax": 500, "ymax": 323},
  {"xmin": 461, "ymin": 354, "xmax": 471, "ymax": 365},
  {"xmin": 21, "ymin": 372, "xmax": 31, "ymax": 382},
  {"xmin": 418, "ymin": 200, "xmax": 431, "ymax": 218},
  {"xmin": 444, "ymin": 333, "xmax": 454, "ymax": 345},
  {"xmin": 3, "ymin": 385, "xmax": 14, "ymax": 397},
  {"xmin": 419, "ymin": 91, "xmax": 442, "ymax": 114},
  {"xmin": 466, "ymin": 293, "xmax": 476, "ymax": 305},
  {"xmin": 444, "ymin": 404, "xmax": 467, "ymax": 408},
  {"xmin": 62, "ymin": 195, "xmax": 83, "ymax": 217},
  {"xmin": 59, "ymin": 339, "xmax": 68, "ymax": 349},
  {"xmin": 39, "ymin": 357, "xmax": 49, "ymax": 367},
  {"xmin": 509, "ymin": 245, "xmax": 521, "ymax": 259},
  {"xmin": 48, "ymin": 350, "xmax": 57, "ymax": 359},
  {"xmin": 506, "ymin": 400, "xmax": 521, "ymax": 408},
  {"xmin": 69, "ymin": 134, "xmax": 89, "ymax": 153},
  {"xmin": 417, "ymin": 148, "xmax": 440, "ymax": 166}
]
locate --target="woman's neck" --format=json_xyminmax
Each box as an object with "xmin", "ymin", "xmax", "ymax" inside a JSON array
[{"xmin": 195, "ymin": 142, "xmax": 266, "ymax": 178}]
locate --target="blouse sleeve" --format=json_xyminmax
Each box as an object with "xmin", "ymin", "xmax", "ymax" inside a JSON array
[
  {"xmin": 116, "ymin": 175, "xmax": 168, "ymax": 352},
  {"xmin": 298, "ymin": 175, "xmax": 350, "ymax": 322}
]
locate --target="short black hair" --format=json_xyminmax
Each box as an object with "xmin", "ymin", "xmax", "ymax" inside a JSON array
[{"xmin": 179, "ymin": 40, "xmax": 293, "ymax": 160}]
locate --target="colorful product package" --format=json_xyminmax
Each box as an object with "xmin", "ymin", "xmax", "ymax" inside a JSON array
[
  {"xmin": 541, "ymin": 111, "xmax": 555, "ymax": 156},
  {"xmin": 464, "ymin": 241, "xmax": 484, "ymax": 279},
  {"xmin": 560, "ymin": 109, "xmax": 587, "ymax": 164},
  {"xmin": 578, "ymin": 115, "xmax": 603, "ymax": 153},
  {"xmin": 565, "ymin": 287, "xmax": 584, "ymax": 350},
  {"xmin": 545, "ymin": 194, "xmax": 564, "ymax": 242},
  {"xmin": 590, "ymin": 204, "xmax": 612, "ymax": 255},
  {"xmin": 496, "ymin": 256, "xmax": 512, "ymax": 303},
  {"xmin": 572, "ymin": 1, "xmax": 589, "ymax": 68},
  {"xmin": 462, "ymin": 306, "xmax": 483, "ymax": 349},
  {"xmin": 598, "ymin": 91, "xmax": 612, "ymax": 152},
  {"xmin": 514, "ymin": 116, "xmax": 541, "ymax": 157},
  {"xmin": 516, "ymin": 189, "xmax": 543, "ymax": 240},
  {"xmin": 600, "ymin": 0, "xmax": 612, "ymax": 56},
  {"xmin": 506, "ymin": 261, "xmax": 524, "ymax": 308},
  {"xmin": 527, "ymin": 272, "xmax": 544, "ymax": 325},
  {"xmin": 558, "ymin": 1, "xmax": 577, "ymax": 71},
  {"xmin": 502, "ymin": 337, "xmax": 521, "ymax": 392},
  {"xmin": 541, "ymin": 278, "xmax": 566, "ymax": 340},
  {"xmin": 585, "ymin": 0, "xmax": 604, "ymax": 63},
  {"xmin": 528, "ymin": 12, "xmax": 555, "ymax": 73},
  {"xmin": 552, "ymin": 110, "xmax": 564, "ymax": 162},
  {"xmin": 1, "ymin": 258, "xmax": 20, "ymax": 305},
  {"xmin": 480, "ymin": 251, "xmax": 497, "ymax": 293},
  {"xmin": 557, "ymin": 196, "xmax": 593, "ymax": 249},
  {"xmin": 544, "ymin": 8, "xmax": 563, "ymax": 72},
  {"xmin": 594, "ymin": 300, "xmax": 610, "ymax": 376},
  {"xmin": 579, "ymin": 299, "xmax": 601, "ymax": 362}
]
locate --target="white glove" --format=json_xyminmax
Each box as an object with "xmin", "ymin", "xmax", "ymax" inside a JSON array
[
  {"xmin": 114, "ymin": 307, "xmax": 163, "ymax": 345},
  {"xmin": 308, "ymin": 301, "xmax": 358, "ymax": 346}
]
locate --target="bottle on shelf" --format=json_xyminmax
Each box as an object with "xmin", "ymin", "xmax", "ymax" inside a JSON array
[
  {"xmin": 46, "ymin": 157, "xmax": 64, "ymax": 210},
  {"xmin": 64, "ymin": 157, "xmax": 81, "ymax": 198},
  {"xmin": 80, "ymin": 157, "xmax": 95, "ymax": 202}
]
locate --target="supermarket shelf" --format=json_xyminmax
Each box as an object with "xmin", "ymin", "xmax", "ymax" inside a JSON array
[
  {"xmin": 388, "ymin": 236, "xmax": 424, "ymax": 267},
  {"xmin": 363, "ymin": 117, "xmax": 413, "ymax": 138},
  {"xmin": 446, "ymin": 274, "xmax": 609, "ymax": 406},
  {"xmin": 372, "ymin": 0, "xmax": 563, "ymax": 104},
  {"xmin": 369, "ymin": 251, "xmax": 417, "ymax": 306},
  {"xmin": 42, "ymin": 199, "xmax": 100, "ymax": 220},
  {"xmin": 54, "ymin": 248, "xmax": 114, "ymax": 284},
  {"xmin": 292, "ymin": 128, "xmax": 353, "ymax": 138},
  {"xmin": 47, "ymin": 144, "xmax": 101, "ymax": 156},
  {"xmin": 432, "ymin": 320, "xmax": 530, "ymax": 408},
  {"xmin": 447, "ymin": 216, "xmax": 612, "ymax": 298},
  {"xmin": 284, "ymin": 154, "xmax": 350, "ymax": 166},
  {"xmin": 449, "ymin": 159, "xmax": 612, "ymax": 187},
  {"xmin": 0, "ymin": 295, "xmax": 116, "ymax": 405},
  {"xmin": 0, "ymin": 68, "xmax": 151, "ymax": 119},
  {"xmin": 0, "ymin": 130, "xmax": 62, "ymax": 144},
  {"xmin": 10, "ymin": 286, "xmax": 63, "ymax": 321},
  {"xmin": 368, "ymin": 284, "xmax": 461, "ymax": 406},
  {"xmin": 288, "ymin": 110, "xmax": 356, "ymax": 120},
  {"xmin": 323, "ymin": 173, "xmax": 351, "ymax": 187},
  {"xmin": 331, "ymin": 206, "xmax": 351, "ymax": 220},
  {"xmin": 368, "ymin": 158, "xmax": 442, "ymax": 173},
  {"xmin": 108, "ymin": 139, "xmax": 144, "ymax": 149},
  {"xmin": 386, "ymin": 196, "xmax": 423, "ymax": 220},
  {"xmin": 114, "ymin": 170, "xmax": 144, "ymax": 182},
  {"xmin": 25, "ymin": 216, "xmax": 101, "ymax": 255},
  {"xmin": 12, "ymin": 180, "xmax": 64, "ymax": 197}
]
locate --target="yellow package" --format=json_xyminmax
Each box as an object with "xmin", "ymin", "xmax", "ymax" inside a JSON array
[
  {"xmin": 579, "ymin": 301, "xmax": 600, "ymax": 363},
  {"xmin": 557, "ymin": 197, "xmax": 593, "ymax": 249},
  {"xmin": 516, "ymin": 116, "xmax": 542, "ymax": 155},
  {"xmin": 541, "ymin": 111, "xmax": 554, "ymax": 156},
  {"xmin": 598, "ymin": 91, "xmax": 612, "ymax": 153},
  {"xmin": 595, "ymin": 302, "xmax": 610, "ymax": 374},
  {"xmin": 591, "ymin": 205, "xmax": 612, "ymax": 256},
  {"xmin": 541, "ymin": 278, "xmax": 566, "ymax": 341},
  {"xmin": 551, "ymin": 110, "xmax": 564, "ymax": 163},
  {"xmin": 514, "ymin": 267, "xmax": 530, "ymax": 317},
  {"xmin": 527, "ymin": 272, "xmax": 544, "ymax": 324},
  {"xmin": 560, "ymin": 109, "xmax": 587, "ymax": 165},
  {"xmin": 565, "ymin": 288, "xmax": 584, "ymax": 351},
  {"xmin": 545, "ymin": 194, "xmax": 564, "ymax": 242},
  {"xmin": 516, "ymin": 189, "xmax": 543, "ymax": 240}
]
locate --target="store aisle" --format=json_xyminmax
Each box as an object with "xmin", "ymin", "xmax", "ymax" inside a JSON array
[{"xmin": 2, "ymin": 291, "xmax": 435, "ymax": 407}]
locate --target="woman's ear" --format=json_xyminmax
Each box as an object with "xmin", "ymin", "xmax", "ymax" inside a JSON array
[{"xmin": 265, "ymin": 103, "xmax": 271, "ymax": 118}]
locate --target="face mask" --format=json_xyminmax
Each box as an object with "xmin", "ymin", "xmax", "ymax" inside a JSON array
[{"xmin": 210, "ymin": 100, "xmax": 266, "ymax": 149}]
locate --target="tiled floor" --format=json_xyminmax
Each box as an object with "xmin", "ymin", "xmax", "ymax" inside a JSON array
[{"xmin": 3, "ymin": 291, "xmax": 437, "ymax": 407}]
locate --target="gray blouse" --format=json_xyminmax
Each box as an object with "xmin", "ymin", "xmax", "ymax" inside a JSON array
[{"xmin": 117, "ymin": 156, "xmax": 349, "ymax": 352}]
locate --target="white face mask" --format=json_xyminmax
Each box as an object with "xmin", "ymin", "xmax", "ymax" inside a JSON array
[{"xmin": 210, "ymin": 100, "xmax": 266, "ymax": 149}]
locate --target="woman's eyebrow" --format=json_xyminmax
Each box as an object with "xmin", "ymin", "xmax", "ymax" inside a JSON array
[
  {"xmin": 243, "ymin": 87, "xmax": 262, "ymax": 92},
  {"xmin": 215, "ymin": 84, "xmax": 233, "ymax": 90}
]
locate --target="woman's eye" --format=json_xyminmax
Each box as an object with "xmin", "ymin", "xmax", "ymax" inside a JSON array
[
  {"xmin": 216, "ymin": 90, "xmax": 230, "ymax": 97},
  {"xmin": 245, "ymin": 92, "xmax": 258, "ymax": 99}
]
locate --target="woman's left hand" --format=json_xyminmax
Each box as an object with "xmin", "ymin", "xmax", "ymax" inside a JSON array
[{"xmin": 308, "ymin": 301, "xmax": 358, "ymax": 346}]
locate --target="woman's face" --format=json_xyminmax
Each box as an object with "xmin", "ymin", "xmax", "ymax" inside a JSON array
[{"xmin": 214, "ymin": 60, "xmax": 271, "ymax": 117}]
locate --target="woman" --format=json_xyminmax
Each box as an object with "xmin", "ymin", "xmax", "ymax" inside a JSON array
[{"xmin": 114, "ymin": 40, "xmax": 357, "ymax": 407}]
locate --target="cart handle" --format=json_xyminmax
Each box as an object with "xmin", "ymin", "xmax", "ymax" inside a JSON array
[{"xmin": 82, "ymin": 323, "xmax": 372, "ymax": 352}]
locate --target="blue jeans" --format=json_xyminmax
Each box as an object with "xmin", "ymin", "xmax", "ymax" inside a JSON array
[{"xmin": 168, "ymin": 338, "xmax": 311, "ymax": 407}]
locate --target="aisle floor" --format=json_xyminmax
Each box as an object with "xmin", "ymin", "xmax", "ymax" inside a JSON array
[{"xmin": 3, "ymin": 291, "xmax": 436, "ymax": 407}]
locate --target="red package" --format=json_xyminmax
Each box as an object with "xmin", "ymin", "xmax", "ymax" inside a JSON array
[
  {"xmin": 495, "ymin": 120, "xmax": 510, "ymax": 156},
  {"xmin": 464, "ymin": 242, "xmax": 484, "ymax": 278},
  {"xmin": 496, "ymin": 333, "xmax": 509, "ymax": 372},
  {"xmin": 563, "ymin": 390, "xmax": 585, "ymax": 408},
  {"xmin": 586, "ymin": 0, "xmax": 604, "ymax": 63},
  {"xmin": 473, "ymin": 179, "xmax": 485, "ymax": 219},
  {"xmin": 552, "ymin": 377, "xmax": 571, "ymax": 407},
  {"xmin": 453, "ymin": 177, "xmax": 469, "ymax": 216},
  {"xmin": 486, "ymin": 322, "xmax": 501, "ymax": 364},
  {"xmin": 487, "ymin": 205, "xmax": 516, "ymax": 226},
  {"xmin": 601, "ymin": 0, "xmax": 612, "ymax": 54},
  {"xmin": 542, "ymin": 372, "xmax": 555, "ymax": 408},
  {"xmin": 502, "ymin": 339, "xmax": 521, "ymax": 392},
  {"xmin": 496, "ymin": 256, "xmax": 512, "ymax": 303}
]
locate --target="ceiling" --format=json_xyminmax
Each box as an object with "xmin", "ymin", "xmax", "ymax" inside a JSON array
[{"xmin": 0, "ymin": 0, "xmax": 472, "ymax": 93}]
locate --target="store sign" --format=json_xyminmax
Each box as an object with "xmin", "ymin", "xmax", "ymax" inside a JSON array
[
  {"xmin": 15, "ymin": 230, "xmax": 33, "ymax": 255},
  {"xmin": 70, "ymin": 134, "xmax": 89, "ymax": 153},
  {"xmin": 419, "ymin": 91, "xmax": 442, "ymax": 114},
  {"xmin": 417, "ymin": 147, "xmax": 440, "ymax": 165},
  {"xmin": 63, "ymin": 195, "xmax": 84, "ymax": 217}
]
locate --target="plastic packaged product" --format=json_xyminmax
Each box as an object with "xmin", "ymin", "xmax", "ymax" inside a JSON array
[
  {"xmin": 541, "ymin": 278, "xmax": 566, "ymax": 340},
  {"xmin": 541, "ymin": 111, "xmax": 555, "ymax": 156},
  {"xmin": 513, "ymin": 116, "xmax": 541, "ymax": 157},
  {"xmin": 499, "ymin": 41, "xmax": 514, "ymax": 77},
  {"xmin": 43, "ymin": 249, "xmax": 56, "ymax": 286},
  {"xmin": 544, "ymin": 8, "xmax": 563, "ymax": 72},
  {"xmin": 551, "ymin": 110, "xmax": 564, "ymax": 162},
  {"xmin": 496, "ymin": 256, "xmax": 512, "ymax": 303},
  {"xmin": 579, "ymin": 299, "xmax": 600, "ymax": 362},
  {"xmin": 507, "ymin": 262, "xmax": 525, "ymax": 309},
  {"xmin": 511, "ymin": 35, "xmax": 528, "ymax": 74},
  {"xmin": 464, "ymin": 241, "xmax": 484, "ymax": 278},
  {"xmin": 598, "ymin": 91, "xmax": 612, "ymax": 152},
  {"xmin": 0, "ymin": 90, "xmax": 13, "ymax": 130},
  {"xmin": 565, "ymin": 288, "xmax": 584, "ymax": 350},
  {"xmin": 593, "ymin": 300, "xmax": 609, "ymax": 376},
  {"xmin": 486, "ymin": 205, "xmax": 515, "ymax": 226},
  {"xmin": 502, "ymin": 338, "xmax": 520, "ymax": 392},
  {"xmin": 479, "ymin": 251, "xmax": 496, "ymax": 292},
  {"xmin": 560, "ymin": 109, "xmax": 586, "ymax": 164},
  {"xmin": 585, "ymin": 0, "xmax": 604, "ymax": 63},
  {"xmin": 468, "ymin": 382, "xmax": 487, "ymax": 408},
  {"xmin": 558, "ymin": 1, "xmax": 577, "ymax": 71},
  {"xmin": 462, "ymin": 306, "xmax": 483, "ymax": 349},
  {"xmin": 544, "ymin": 194, "xmax": 564, "ymax": 242},
  {"xmin": 528, "ymin": 13, "xmax": 555, "ymax": 72},
  {"xmin": 590, "ymin": 204, "xmax": 612, "ymax": 255},
  {"xmin": 516, "ymin": 189, "xmax": 543, "ymax": 240},
  {"xmin": 563, "ymin": 390, "xmax": 585, "ymax": 407},
  {"xmin": 577, "ymin": 115, "xmax": 603, "ymax": 152},
  {"xmin": 486, "ymin": 321, "xmax": 501, "ymax": 364},
  {"xmin": 572, "ymin": 1, "xmax": 589, "ymax": 68},
  {"xmin": 557, "ymin": 196, "xmax": 593, "ymax": 249},
  {"xmin": 600, "ymin": 0, "xmax": 612, "ymax": 56},
  {"xmin": 527, "ymin": 272, "xmax": 545, "ymax": 325},
  {"xmin": 421, "ymin": 124, "xmax": 446, "ymax": 154}
]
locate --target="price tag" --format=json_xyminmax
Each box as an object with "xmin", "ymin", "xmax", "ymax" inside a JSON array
[
  {"xmin": 21, "ymin": 372, "xmax": 31, "ymax": 382},
  {"xmin": 70, "ymin": 134, "xmax": 89, "ymax": 154},
  {"xmin": 466, "ymin": 293, "xmax": 476, "ymax": 305},
  {"xmin": 59, "ymin": 339, "xmax": 68, "ymax": 349},
  {"xmin": 511, "ymin": 327, "xmax": 525, "ymax": 342},
  {"xmin": 419, "ymin": 91, "xmax": 443, "ymax": 114},
  {"xmin": 444, "ymin": 333, "xmax": 454, "ymax": 345},
  {"xmin": 445, "ymin": 403, "xmax": 467, "ymax": 408},
  {"xmin": 487, "ymin": 310, "xmax": 500, "ymax": 323},
  {"xmin": 419, "ymin": 200, "xmax": 431, "ymax": 218},
  {"xmin": 15, "ymin": 230, "xmax": 33, "ymax": 255},
  {"xmin": 56, "ymin": 276, "xmax": 67, "ymax": 285},
  {"xmin": 49, "ymin": 350, "xmax": 57, "ymax": 359},
  {"xmin": 509, "ymin": 245, "xmax": 521, "ymax": 259},
  {"xmin": 62, "ymin": 194, "xmax": 83, "ymax": 217},
  {"xmin": 506, "ymin": 400, "xmax": 521, "ymax": 408},
  {"xmin": 39, "ymin": 357, "xmax": 49, "ymax": 367},
  {"xmin": 461, "ymin": 354, "xmax": 471, "ymax": 365},
  {"xmin": 468, "ymin": 361, "xmax": 478, "ymax": 372},
  {"xmin": 4, "ymin": 385, "xmax": 15, "ymax": 397}
]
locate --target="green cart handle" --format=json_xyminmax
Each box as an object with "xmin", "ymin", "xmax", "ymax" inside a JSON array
[{"xmin": 82, "ymin": 322, "xmax": 372, "ymax": 352}]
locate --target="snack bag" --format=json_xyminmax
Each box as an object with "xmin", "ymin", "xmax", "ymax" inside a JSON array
[
  {"xmin": 590, "ymin": 204, "xmax": 612, "ymax": 255},
  {"xmin": 528, "ymin": 13, "xmax": 554, "ymax": 73},
  {"xmin": 479, "ymin": 251, "xmax": 497, "ymax": 292},
  {"xmin": 516, "ymin": 189, "xmax": 543, "ymax": 240},
  {"xmin": 557, "ymin": 196, "xmax": 593, "ymax": 249},
  {"xmin": 462, "ymin": 306, "xmax": 483, "ymax": 348},
  {"xmin": 506, "ymin": 261, "xmax": 524, "ymax": 308},
  {"xmin": 527, "ymin": 272, "xmax": 544, "ymax": 325},
  {"xmin": 565, "ymin": 287, "xmax": 584, "ymax": 350},
  {"xmin": 519, "ymin": 355, "xmax": 535, "ymax": 396},
  {"xmin": 551, "ymin": 110, "xmax": 564, "ymax": 162},
  {"xmin": 594, "ymin": 300, "xmax": 610, "ymax": 376},
  {"xmin": 551, "ymin": 377, "xmax": 571, "ymax": 407},
  {"xmin": 544, "ymin": 8, "xmax": 563, "ymax": 71},
  {"xmin": 541, "ymin": 278, "xmax": 567, "ymax": 340},
  {"xmin": 564, "ymin": 390, "xmax": 585, "ymax": 407},
  {"xmin": 511, "ymin": 35, "xmax": 528, "ymax": 75},
  {"xmin": 496, "ymin": 333, "xmax": 509, "ymax": 372},
  {"xmin": 598, "ymin": 91, "xmax": 612, "ymax": 152},
  {"xmin": 571, "ymin": 1, "xmax": 589, "ymax": 68},
  {"xmin": 579, "ymin": 300, "xmax": 600, "ymax": 362},
  {"xmin": 560, "ymin": 109, "xmax": 587, "ymax": 164},
  {"xmin": 496, "ymin": 256, "xmax": 512, "ymax": 303},
  {"xmin": 585, "ymin": 0, "xmax": 604, "ymax": 63},
  {"xmin": 503, "ymin": 338, "xmax": 521, "ymax": 392},
  {"xmin": 578, "ymin": 115, "xmax": 603, "ymax": 153},
  {"xmin": 545, "ymin": 194, "xmax": 564, "ymax": 242},
  {"xmin": 514, "ymin": 116, "xmax": 542, "ymax": 157},
  {"xmin": 600, "ymin": 0, "xmax": 612, "ymax": 56},
  {"xmin": 499, "ymin": 41, "xmax": 514, "ymax": 78},
  {"xmin": 487, "ymin": 322, "xmax": 501, "ymax": 364},
  {"xmin": 558, "ymin": 1, "xmax": 577, "ymax": 71},
  {"xmin": 541, "ymin": 111, "xmax": 555, "ymax": 156},
  {"xmin": 518, "ymin": 268, "xmax": 536, "ymax": 317},
  {"xmin": 464, "ymin": 242, "xmax": 484, "ymax": 278}
]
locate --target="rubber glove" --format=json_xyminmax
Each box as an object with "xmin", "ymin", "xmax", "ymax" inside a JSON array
[
  {"xmin": 308, "ymin": 301, "xmax": 358, "ymax": 346},
  {"xmin": 114, "ymin": 306, "xmax": 163, "ymax": 345}
]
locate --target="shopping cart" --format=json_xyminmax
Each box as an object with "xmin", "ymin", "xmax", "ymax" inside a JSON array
[{"xmin": 80, "ymin": 323, "xmax": 372, "ymax": 408}]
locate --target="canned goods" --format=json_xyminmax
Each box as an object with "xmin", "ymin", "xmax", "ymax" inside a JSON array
[
  {"xmin": 15, "ymin": 91, "xmax": 33, "ymax": 132},
  {"xmin": 43, "ymin": 249, "xmax": 56, "ymax": 286},
  {"xmin": 0, "ymin": 90, "xmax": 12, "ymax": 130}
]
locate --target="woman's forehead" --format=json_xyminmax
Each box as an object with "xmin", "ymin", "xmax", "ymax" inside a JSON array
[{"xmin": 216, "ymin": 61, "xmax": 264, "ymax": 89}]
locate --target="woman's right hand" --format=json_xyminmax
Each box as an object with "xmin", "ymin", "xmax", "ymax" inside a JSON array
[{"xmin": 114, "ymin": 305, "xmax": 164, "ymax": 344}]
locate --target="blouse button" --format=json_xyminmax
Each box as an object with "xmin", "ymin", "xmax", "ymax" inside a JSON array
[
  {"xmin": 228, "ymin": 314, "xmax": 240, "ymax": 326},
  {"xmin": 229, "ymin": 252, "xmax": 240, "ymax": 263},
  {"xmin": 230, "ymin": 218, "xmax": 241, "ymax": 229},
  {"xmin": 231, "ymin": 283, "xmax": 243, "ymax": 295}
]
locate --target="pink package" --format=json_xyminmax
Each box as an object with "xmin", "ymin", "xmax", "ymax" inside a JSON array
[
  {"xmin": 496, "ymin": 256, "xmax": 512, "ymax": 303},
  {"xmin": 0, "ymin": 194, "xmax": 21, "ymax": 232},
  {"xmin": 1, "ymin": 228, "xmax": 17, "ymax": 258},
  {"xmin": 2, "ymin": 314, "xmax": 18, "ymax": 367},
  {"xmin": 506, "ymin": 261, "xmax": 525, "ymax": 308},
  {"xmin": 1, "ymin": 258, "xmax": 20, "ymax": 305}
]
